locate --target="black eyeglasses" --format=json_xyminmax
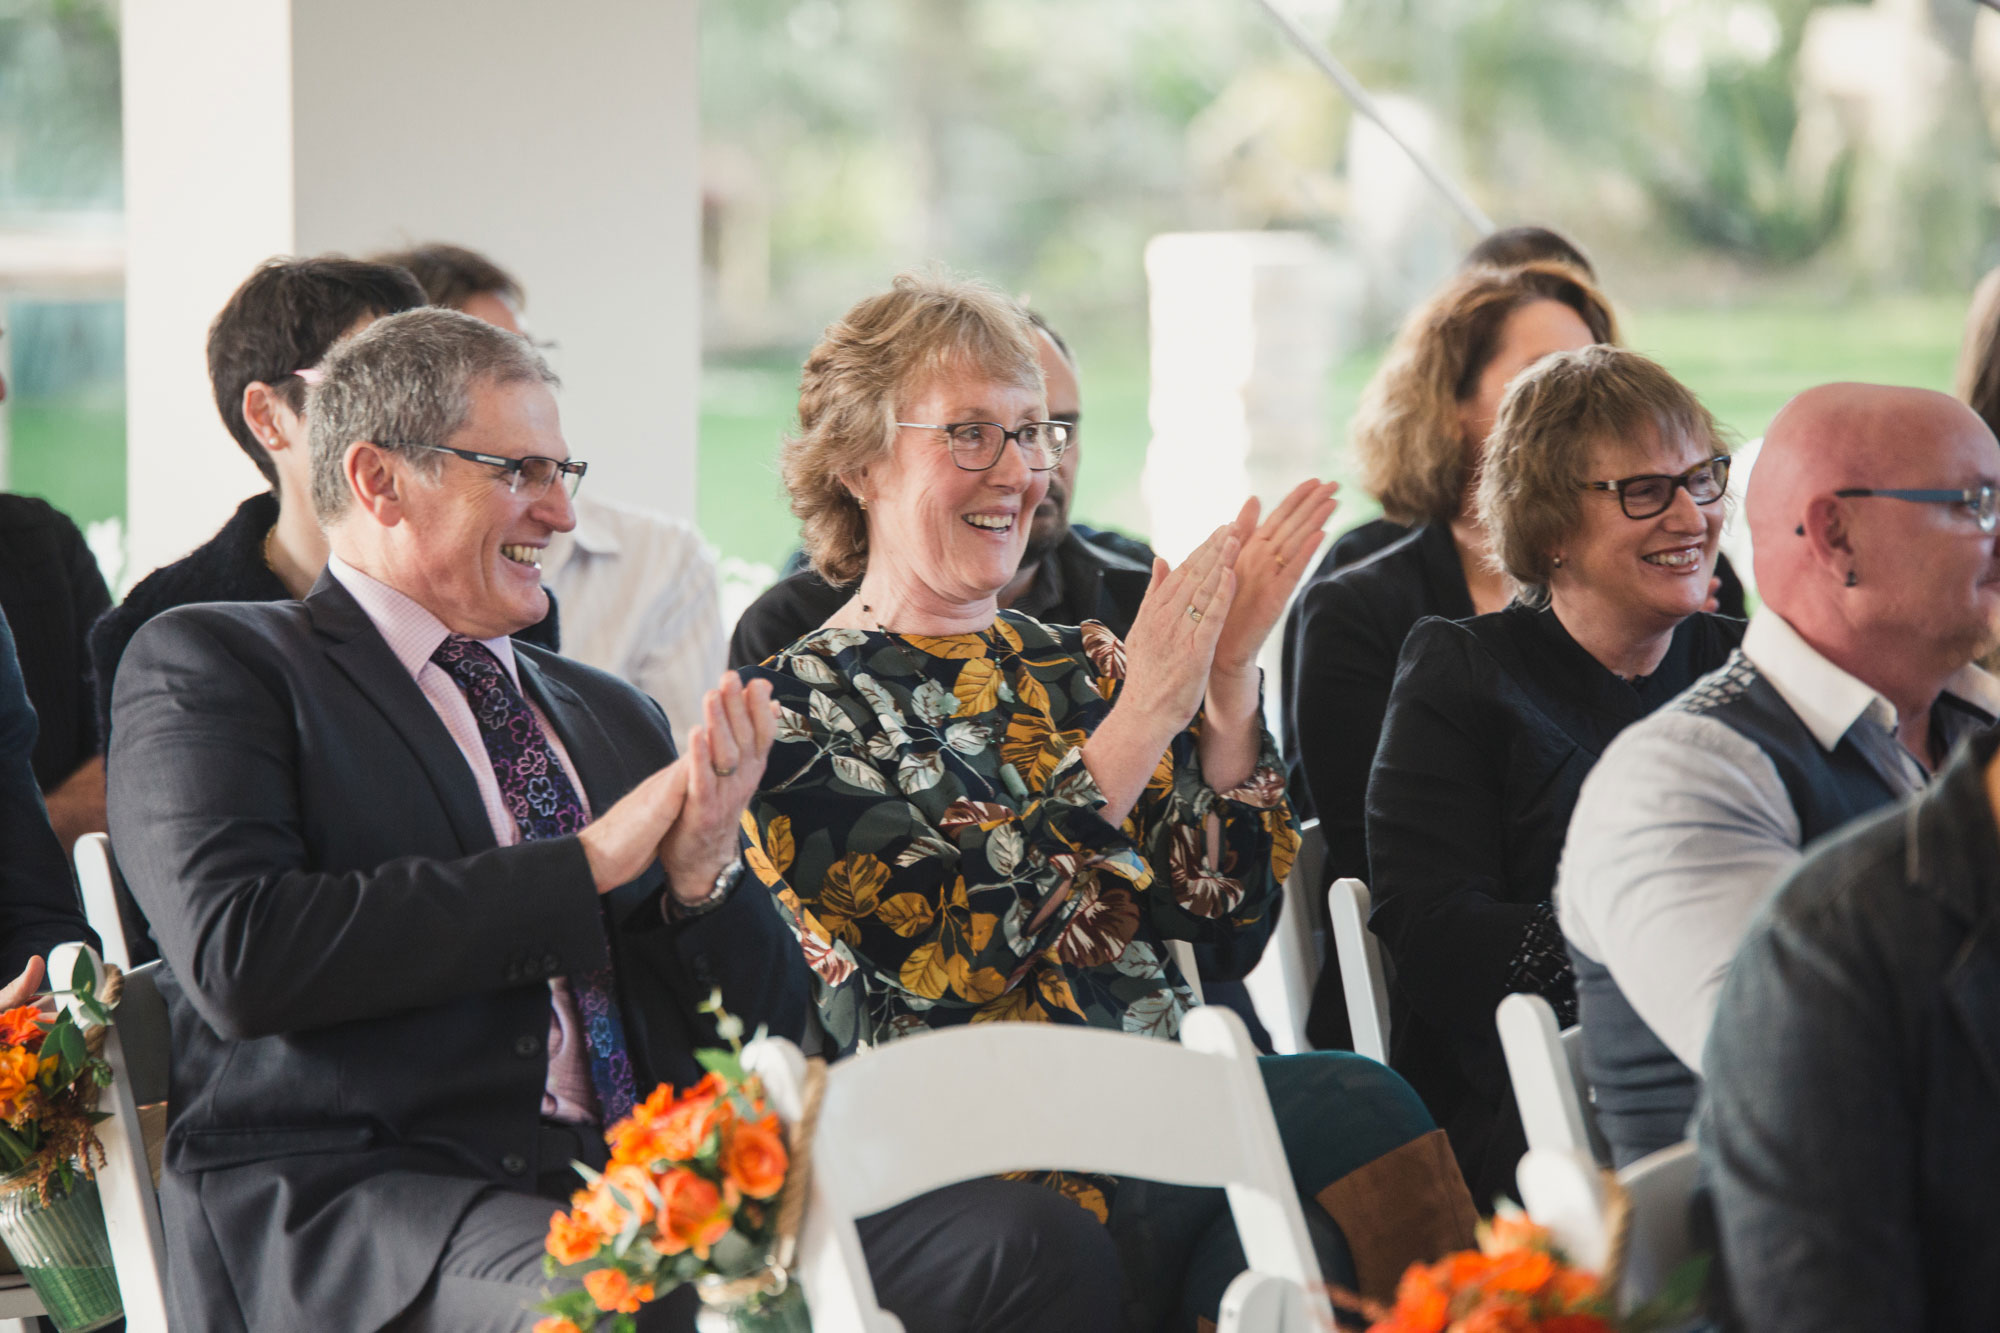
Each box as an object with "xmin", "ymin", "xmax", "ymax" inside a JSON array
[
  {"xmin": 1582, "ymin": 455, "xmax": 1730, "ymax": 519},
  {"xmin": 394, "ymin": 443, "xmax": 589, "ymax": 498},
  {"xmin": 893, "ymin": 420, "xmax": 1073, "ymax": 472},
  {"xmin": 1834, "ymin": 485, "xmax": 2000, "ymax": 533}
]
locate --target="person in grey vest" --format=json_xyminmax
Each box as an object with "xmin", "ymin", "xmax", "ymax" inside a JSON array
[
  {"xmin": 1554, "ymin": 382, "xmax": 2000, "ymax": 1165},
  {"xmin": 1698, "ymin": 726, "xmax": 2000, "ymax": 1332}
]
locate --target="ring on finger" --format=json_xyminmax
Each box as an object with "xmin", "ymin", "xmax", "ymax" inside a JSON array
[
  {"xmin": 1186, "ymin": 604, "xmax": 1203, "ymax": 623},
  {"xmin": 712, "ymin": 763, "xmax": 738, "ymax": 778}
]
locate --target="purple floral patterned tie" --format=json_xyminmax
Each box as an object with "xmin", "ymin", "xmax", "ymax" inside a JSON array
[{"xmin": 430, "ymin": 634, "xmax": 637, "ymax": 1125}]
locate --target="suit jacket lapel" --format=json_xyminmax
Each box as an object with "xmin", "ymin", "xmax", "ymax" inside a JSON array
[
  {"xmin": 517, "ymin": 651, "xmax": 668, "ymax": 929},
  {"xmin": 304, "ymin": 574, "xmax": 495, "ymax": 856}
]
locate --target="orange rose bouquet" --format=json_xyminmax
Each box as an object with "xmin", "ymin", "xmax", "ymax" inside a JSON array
[
  {"xmin": 1348, "ymin": 1210, "xmax": 1703, "ymax": 1333},
  {"xmin": 0, "ymin": 954, "xmax": 116, "ymax": 1198},
  {"xmin": 537, "ymin": 998, "xmax": 807, "ymax": 1333}
]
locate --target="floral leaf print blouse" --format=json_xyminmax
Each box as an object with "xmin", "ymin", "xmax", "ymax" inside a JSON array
[{"xmin": 740, "ymin": 611, "xmax": 1298, "ymax": 1060}]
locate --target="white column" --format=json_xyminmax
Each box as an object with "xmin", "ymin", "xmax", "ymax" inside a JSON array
[
  {"xmin": 1141, "ymin": 231, "xmax": 1352, "ymax": 564},
  {"xmin": 121, "ymin": 0, "xmax": 700, "ymax": 578}
]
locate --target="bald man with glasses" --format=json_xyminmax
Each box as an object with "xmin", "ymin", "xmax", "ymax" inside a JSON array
[{"xmin": 1554, "ymin": 382, "xmax": 2000, "ymax": 1166}]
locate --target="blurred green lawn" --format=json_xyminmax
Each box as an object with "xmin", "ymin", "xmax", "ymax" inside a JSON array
[
  {"xmin": 696, "ymin": 292, "xmax": 1967, "ymax": 567},
  {"xmin": 5, "ymin": 294, "xmax": 1969, "ymax": 573}
]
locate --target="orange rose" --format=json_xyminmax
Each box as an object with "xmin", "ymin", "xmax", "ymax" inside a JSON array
[
  {"xmin": 0, "ymin": 1046, "xmax": 40, "ymax": 1116},
  {"xmin": 656, "ymin": 1091, "xmax": 732, "ymax": 1162},
  {"xmin": 582, "ymin": 1267, "xmax": 654, "ymax": 1314},
  {"xmin": 1383, "ymin": 1262, "xmax": 1450, "ymax": 1332},
  {"xmin": 1481, "ymin": 1247, "xmax": 1556, "ymax": 1296},
  {"xmin": 0, "ymin": 1007, "xmax": 43, "ymax": 1050},
  {"xmin": 572, "ymin": 1161, "xmax": 658, "ymax": 1237},
  {"xmin": 720, "ymin": 1113, "xmax": 787, "ymax": 1201},
  {"xmin": 533, "ymin": 1319, "xmax": 584, "ymax": 1333},
  {"xmin": 544, "ymin": 1210, "xmax": 605, "ymax": 1266},
  {"xmin": 650, "ymin": 1169, "xmax": 735, "ymax": 1261},
  {"xmin": 1547, "ymin": 1266, "xmax": 1604, "ymax": 1306},
  {"xmin": 1479, "ymin": 1212, "xmax": 1551, "ymax": 1257}
]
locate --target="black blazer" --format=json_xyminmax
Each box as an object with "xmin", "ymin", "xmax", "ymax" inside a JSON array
[
  {"xmin": 1364, "ymin": 603, "xmax": 1743, "ymax": 1201},
  {"xmin": 91, "ymin": 491, "xmax": 561, "ymax": 750},
  {"xmin": 0, "ymin": 494, "xmax": 110, "ymax": 790},
  {"xmin": 0, "ymin": 608, "xmax": 97, "ymax": 980},
  {"xmin": 106, "ymin": 574, "xmax": 810, "ymax": 1333}
]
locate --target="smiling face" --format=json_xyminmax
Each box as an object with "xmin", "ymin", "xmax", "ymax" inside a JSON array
[
  {"xmin": 1555, "ymin": 425, "xmax": 1724, "ymax": 633},
  {"xmin": 383, "ymin": 376, "xmax": 576, "ymax": 638},
  {"xmin": 858, "ymin": 368, "xmax": 1051, "ymax": 616}
]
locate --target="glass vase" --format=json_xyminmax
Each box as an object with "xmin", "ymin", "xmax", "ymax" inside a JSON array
[
  {"xmin": 0, "ymin": 1162, "xmax": 123, "ymax": 1332},
  {"xmin": 694, "ymin": 1275, "xmax": 812, "ymax": 1333}
]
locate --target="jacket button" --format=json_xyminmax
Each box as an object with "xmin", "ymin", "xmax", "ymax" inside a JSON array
[
  {"xmin": 501, "ymin": 1153, "xmax": 528, "ymax": 1176},
  {"xmin": 514, "ymin": 1034, "xmax": 541, "ymax": 1058}
]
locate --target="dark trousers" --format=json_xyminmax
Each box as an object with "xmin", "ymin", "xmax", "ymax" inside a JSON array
[{"xmin": 386, "ymin": 1175, "xmax": 1123, "ymax": 1333}]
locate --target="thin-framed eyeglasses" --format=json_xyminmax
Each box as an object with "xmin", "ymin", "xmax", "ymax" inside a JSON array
[
  {"xmin": 1833, "ymin": 484, "xmax": 2000, "ymax": 533},
  {"xmin": 1582, "ymin": 455, "xmax": 1730, "ymax": 520},
  {"xmin": 390, "ymin": 442, "xmax": 589, "ymax": 498},
  {"xmin": 894, "ymin": 420, "xmax": 1073, "ymax": 472}
]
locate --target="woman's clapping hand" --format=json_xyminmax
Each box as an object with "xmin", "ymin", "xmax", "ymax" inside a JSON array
[{"xmin": 1210, "ymin": 479, "xmax": 1341, "ymax": 686}]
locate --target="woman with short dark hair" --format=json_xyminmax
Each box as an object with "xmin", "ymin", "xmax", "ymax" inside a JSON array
[{"xmin": 1364, "ymin": 345, "xmax": 1743, "ymax": 1201}]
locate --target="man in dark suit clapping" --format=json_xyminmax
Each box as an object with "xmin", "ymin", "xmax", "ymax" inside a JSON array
[{"xmin": 108, "ymin": 308, "xmax": 1118, "ymax": 1333}]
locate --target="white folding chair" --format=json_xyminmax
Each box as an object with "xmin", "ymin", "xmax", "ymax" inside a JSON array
[
  {"xmin": 747, "ymin": 1006, "xmax": 1330, "ymax": 1333},
  {"xmin": 1167, "ymin": 940, "xmax": 1206, "ymax": 1005},
  {"xmin": 1243, "ymin": 820, "xmax": 1326, "ymax": 1054},
  {"xmin": 50, "ymin": 943, "xmax": 170, "ymax": 1333},
  {"xmin": 1326, "ymin": 878, "xmax": 1390, "ymax": 1064},
  {"xmin": 1516, "ymin": 1141, "xmax": 1699, "ymax": 1314},
  {"xmin": 72, "ymin": 834, "xmax": 133, "ymax": 972},
  {"xmin": 1496, "ymin": 992, "xmax": 1610, "ymax": 1167}
]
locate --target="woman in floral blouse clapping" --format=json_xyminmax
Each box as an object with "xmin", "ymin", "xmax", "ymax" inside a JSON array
[{"xmin": 737, "ymin": 271, "xmax": 1477, "ymax": 1330}]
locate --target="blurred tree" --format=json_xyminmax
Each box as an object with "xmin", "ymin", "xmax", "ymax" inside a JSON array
[{"xmin": 0, "ymin": 0, "xmax": 121, "ymax": 215}]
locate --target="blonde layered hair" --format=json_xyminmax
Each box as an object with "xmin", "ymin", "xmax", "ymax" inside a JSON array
[
  {"xmin": 1352, "ymin": 261, "xmax": 1618, "ymax": 525},
  {"xmin": 783, "ymin": 271, "xmax": 1043, "ymax": 584},
  {"xmin": 1477, "ymin": 344, "xmax": 1726, "ymax": 603}
]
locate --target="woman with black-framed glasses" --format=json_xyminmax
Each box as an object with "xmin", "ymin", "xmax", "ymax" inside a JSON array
[{"xmin": 1362, "ymin": 345, "xmax": 1746, "ymax": 1202}]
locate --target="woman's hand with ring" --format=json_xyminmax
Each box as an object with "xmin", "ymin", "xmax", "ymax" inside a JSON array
[{"xmin": 1210, "ymin": 479, "xmax": 1339, "ymax": 684}]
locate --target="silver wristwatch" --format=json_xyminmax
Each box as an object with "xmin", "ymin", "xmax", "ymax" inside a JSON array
[{"xmin": 668, "ymin": 855, "xmax": 745, "ymax": 921}]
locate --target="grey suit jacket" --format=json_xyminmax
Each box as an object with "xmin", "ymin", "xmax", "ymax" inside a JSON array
[{"xmin": 107, "ymin": 573, "xmax": 809, "ymax": 1333}]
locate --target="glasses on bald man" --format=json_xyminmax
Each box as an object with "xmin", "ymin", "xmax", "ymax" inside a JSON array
[
  {"xmin": 1833, "ymin": 484, "xmax": 2000, "ymax": 534},
  {"xmin": 394, "ymin": 442, "xmax": 589, "ymax": 499}
]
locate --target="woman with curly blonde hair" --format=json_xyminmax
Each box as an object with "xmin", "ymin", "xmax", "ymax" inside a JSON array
[{"xmin": 742, "ymin": 270, "xmax": 1475, "ymax": 1329}]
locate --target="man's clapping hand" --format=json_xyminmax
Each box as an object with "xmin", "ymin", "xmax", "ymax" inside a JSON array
[{"xmin": 577, "ymin": 673, "xmax": 778, "ymax": 900}]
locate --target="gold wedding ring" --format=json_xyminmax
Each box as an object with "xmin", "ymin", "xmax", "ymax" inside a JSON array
[
  {"xmin": 1186, "ymin": 605, "xmax": 1203, "ymax": 623},
  {"xmin": 712, "ymin": 764, "xmax": 738, "ymax": 778},
  {"xmin": 1274, "ymin": 555, "xmax": 1286, "ymax": 569}
]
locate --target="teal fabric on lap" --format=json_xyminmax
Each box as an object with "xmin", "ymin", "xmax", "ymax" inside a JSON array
[{"xmin": 1106, "ymin": 1051, "xmax": 1437, "ymax": 1332}]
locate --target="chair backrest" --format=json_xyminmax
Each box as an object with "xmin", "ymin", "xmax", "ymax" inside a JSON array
[
  {"xmin": 1326, "ymin": 878, "xmax": 1390, "ymax": 1064},
  {"xmin": 49, "ymin": 943, "xmax": 169, "ymax": 1333},
  {"xmin": 1516, "ymin": 1141, "xmax": 1698, "ymax": 1314},
  {"xmin": 748, "ymin": 1006, "xmax": 1331, "ymax": 1333},
  {"xmin": 1497, "ymin": 993, "xmax": 1609, "ymax": 1166},
  {"xmin": 1242, "ymin": 820, "xmax": 1326, "ymax": 1055},
  {"xmin": 1167, "ymin": 940, "xmax": 1206, "ymax": 1005},
  {"xmin": 72, "ymin": 834, "xmax": 132, "ymax": 972}
]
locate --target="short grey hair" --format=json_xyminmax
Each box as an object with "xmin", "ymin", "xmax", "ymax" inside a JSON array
[{"xmin": 307, "ymin": 306, "xmax": 559, "ymax": 523}]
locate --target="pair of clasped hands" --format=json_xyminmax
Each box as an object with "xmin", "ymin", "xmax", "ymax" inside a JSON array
[
  {"xmin": 1082, "ymin": 479, "xmax": 1339, "ymax": 828},
  {"xmin": 579, "ymin": 673, "xmax": 782, "ymax": 910}
]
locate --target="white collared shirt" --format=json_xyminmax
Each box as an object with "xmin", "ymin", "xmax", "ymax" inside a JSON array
[
  {"xmin": 1556, "ymin": 609, "xmax": 2000, "ymax": 1072},
  {"xmin": 542, "ymin": 495, "xmax": 725, "ymax": 739}
]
